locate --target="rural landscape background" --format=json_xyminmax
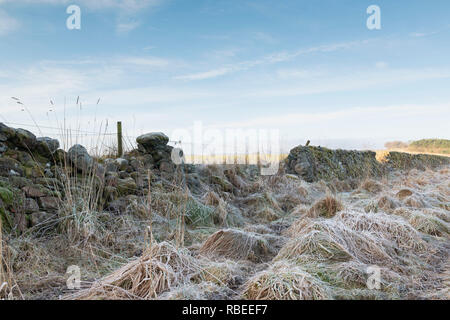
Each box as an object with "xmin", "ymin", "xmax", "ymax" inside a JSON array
[{"xmin": 0, "ymin": 1, "xmax": 449, "ymax": 301}]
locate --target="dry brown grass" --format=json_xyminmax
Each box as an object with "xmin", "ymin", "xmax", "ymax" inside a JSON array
[
  {"xmin": 67, "ymin": 241, "xmax": 198, "ymax": 300},
  {"xmin": 308, "ymin": 196, "xmax": 344, "ymax": 218},
  {"xmin": 198, "ymin": 229, "xmax": 270, "ymax": 262},
  {"xmin": 281, "ymin": 210, "xmax": 428, "ymax": 269},
  {"xmin": 407, "ymin": 211, "xmax": 449, "ymax": 237},
  {"xmin": 396, "ymin": 189, "xmax": 414, "ymax": 200},
  {"xmin": 361, "ymin": 179, "xmax": 383, "ymax": 194},
  {"xmin": 276, "ymin": 230, "xmax": 353, "ymax": 262},
  {"xmin": 377, "ymin": 195, "xmax": 400, "ymax": 212},
  {"xmin": 242, "ymin": 261, "xmax": 331, "ymax": 300}
]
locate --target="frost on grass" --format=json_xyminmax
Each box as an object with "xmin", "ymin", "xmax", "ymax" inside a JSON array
[{"xmin": 242, "ymin": 261, "xmax": 331, "ymax": 300}]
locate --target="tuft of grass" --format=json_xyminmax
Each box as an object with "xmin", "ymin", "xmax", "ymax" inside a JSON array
[
  {"xmin": 276, "ymin": 230, "xmax": 353, "ymax": 263},
  {"xmin": 199, "ymin": 229, "xmax": 271, "ymax": 262},
  {"xmin": 242, "ymin": 261, "xmax": 331, "ymax": 300},
  {"xmin": 308, "ymin": 196, "xmax": 344, "ymax": 218},
  {"xmin": 408, "ymin": 211, "xmax": 449, "ymax": 237},
  {"xmin": 67, "ymin": 241, "xmax": 198, "ymax": 300},
  {"xmin": 360, "ymin": 179, "xmax": 383, "ymax": 194}
]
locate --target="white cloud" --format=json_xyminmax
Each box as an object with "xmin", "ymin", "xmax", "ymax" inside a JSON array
[
  {"xmin": 252, "ymin": 31, "xmax": 277, "ymax": 44},
  {"xmin": 174, "ymin": 39, "xmax": 368, "ymax": 81},
  {"xmin": 410, "ymin": 31, "xmax": 439, "ymax": 38},
  {"xmin": 174, "ymin": 68, "xmax": 234, "ymax": 81},
  {"xmin": 0, "ymin": 0, "xmax": 164, "ymax": 11},
  {"xmin": 119, "ymin": 56, "xmax": 169, "ymax": 67},
  {"xmin": 375, "ymin": 61, "xmax": 388, "ymax": 69},
  {"xmin": 245, "ymin": 67, "xmax": 450, "ymax": 98},
  {"xmin": 116, "ymin": 20, "xmax": 141, "ymax": 34},
  {"xmin": 277, "ymin": 69, "xmax": 324, "ymax": 79},
  {"xmin": 0, "ymin": 9, "xmax": 20, "ymax": 36},
  {"xmin": 215, "ymin": 104, "xmax": 449, "ymax": 129}
]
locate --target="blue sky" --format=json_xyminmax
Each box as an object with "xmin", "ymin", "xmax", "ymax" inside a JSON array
[{"xmin": 0, "ymin": 0, "xmax": 449, "ymax": 153}]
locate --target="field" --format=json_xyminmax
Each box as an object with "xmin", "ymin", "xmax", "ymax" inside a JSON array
[
  {"xmin": 0, "ymin": 125, "xmax": 449, "ymax": 300},
  {"xmin": 385, "ymin": 139, "xmax": 450, "ymax": 156}
]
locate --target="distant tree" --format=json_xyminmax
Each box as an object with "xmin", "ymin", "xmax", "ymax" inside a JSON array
[
  {"xmin": 408, "ymin": 139, "xmax": 450, "ymax": 154},
  {"xmin": 384, "ymin": 141, "xmax": 409, "ymax": 149}
]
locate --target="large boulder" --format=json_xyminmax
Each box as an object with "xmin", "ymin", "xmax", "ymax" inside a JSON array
[
  {"xmin": 135, "ymin": 132, "xmax": 176, "ymax": 167},
  {"xmin": 0, "ymin": 123, "xmax": 16, "ymax": 141},
  {"xmin": 12, "ymin": 128, "xmax": 37, "ymax": 150},
  {"xmin": 0, "ymin": 157, "xmax": 24, "ymax": 177},
  {"xmin": 68, "ymin": 144, "xmax": 94, "ymax": 172},
  {"xmin": 36, "ymin": 137, "xmax": 60, "ymax": 157},
  {"xmin": 136, "ymin": 132, "xmax": 169, "ymax": 151}
]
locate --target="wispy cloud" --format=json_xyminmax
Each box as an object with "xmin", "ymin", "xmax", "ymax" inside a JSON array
[
  {"xmin": 174, "ymin": 68, "xmax": 235, "ymax": 81},
  {"xmin": 375, "ymin": 61, "xmax": 389, "ymax": 69},
  {"xmin": 116, "ymin": 20, "xmax": 141, "ymax": 34},
  {"xmin": 0, "ymin": 0, "xmax": 165, "ymax": 11},
  {"xmin": 252, "ymin": 31, "xmax": 277, "ymax": 44},
  {"xmin": 246, "ymin": 67, "xmax": 450, "ymax": 98},
  {"xmin": 0, "ymin": 9, "xmax": 20, "ymax": 36},
  {"xmin": 276, "ymin": 69, "xmax": 325, "ymax": 79},
  {"xmin": 119, "ymin": 56, "xmax": 169, "ymax": 67},
  {"xmin": 174, "ymin": 39, "xmax": 368, "ymax": 81},
  {"xmin": 410, "ymin": 31, "xmax": 439, "ymax": 38}
]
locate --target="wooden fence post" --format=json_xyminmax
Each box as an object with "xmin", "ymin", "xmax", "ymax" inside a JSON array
[{"xmin": 117, "ymin": 121, "xmax": 123, "ymax": 157}]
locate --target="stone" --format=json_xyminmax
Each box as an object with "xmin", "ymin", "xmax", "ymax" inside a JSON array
[
  {"xmin": 117, "ymin": 177, "xmax": 137, "ymax": 196},
  {"xmin": 115, "ymin": 158, "xmax": 129, "ymax": 171},
  {"xmin": 129, "ymin": 158, "xmax": 143, "ymax": 171},
  {"xmin": 136, "ymin": 132, "xmax": 169, "ymax": 151},
  {"xmin": 13, "ymin": 128, "xmax": 37, "ymax": 150},
  {"xmin": 0, "ymin": 123, "xmax": 16, "ymax": 141},
  {"xmin": 23, "ymin": 198, "xmax": 40, "ymax": 214},
  {"xmin": 142, "ymin": 154, "xmax": 154, "ymax": 168},
  {"xmin": 23, "ymin": 185, "xmax": 47, "ymax": 198},
  {"xmin": 36, "ymin": 177, "xmax": 64, "ymax": 190},
  {"xmin": 36, "ymin": 137, "xmax": 60, "ymax": 157},
  {"xmin": 53, "ymin": 149, "xmax": 67, "ymax": 165},
  {"xmin": 159, "ymin": 160, "xmax": 175, "ymax": 173},
  {"xmin": 8, "ymin": 176, "xmax": 31, "ymax": 189},
  {"xmin": 104, "ymin": 159, "xmax": 118, "ymax": 172},
  {"xmin": 151, "ymin": 145, "xmax": 173, "ymax": 163},
  {"xmin": 31, "ymin": 211, "xmax": 54, "ymax": 226},
  {"xmin": 119, "ymin": 171, "xmax": 130, "ymax": 179},
  {"xmin": 0, "ymin": 142, "xmax": 7, "ymax": 154},
  {"xmin": 38, "ymin": 196, "xmax": 59, "ymax": 212},
  {"xmin": 68, "ymin": 144, "xmax": 94, "ymax": 172},
  {"xmin": 0, "ymin": 157, "xmax": 24, "ymax": 177}
]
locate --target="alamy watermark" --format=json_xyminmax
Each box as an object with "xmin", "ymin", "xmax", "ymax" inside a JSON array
[
  {"xmin": 366, "ymin": 265, "xmax": 381, "ymax": 290},
  {"xmin": 65, "ymin": 5, "xmax": 380, "ymax": 31},
  {"xmin": 66, "ymin": 5, "xmax": 81, "ymax": 30},
  {"xmin": 170, "ymin": 122, "xmax": 280, "ymax": 176},
  {"xmin": 367, "ymin": 5, "xmax": 381, "ymax": 30},
  {"xmin": 66, "ymin": 265, "xmax": 81, "ymax": 290}
]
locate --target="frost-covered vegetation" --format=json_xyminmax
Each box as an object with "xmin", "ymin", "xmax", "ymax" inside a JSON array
[{"xmin": 1, "ymin": 123, "xmax": 449, "ymax": 300}]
